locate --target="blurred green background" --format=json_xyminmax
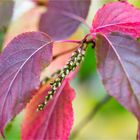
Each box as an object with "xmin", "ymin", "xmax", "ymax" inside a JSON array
[{"xmin": 1, "ymin": 0, "xmax": 140, "ymax": 140}]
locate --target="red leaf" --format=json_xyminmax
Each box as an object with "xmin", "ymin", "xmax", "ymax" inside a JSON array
[
  {"xmin": 96, "ymin": 32, "xmax": 140, "ymax": 120},
  {"xmin": 0, "ymin": 32, "xmax": 53, "ymax": 134},
  {"xmin": 91, "ymin": 2, "xmax": 140, "ymax": 38},
  {"xmin": 39, "ymin": 0, "xmax": 91, "ymax": 40},
  {"xmin": 22, "ymin": 78, "xmax": 75, "ymax": 140}
]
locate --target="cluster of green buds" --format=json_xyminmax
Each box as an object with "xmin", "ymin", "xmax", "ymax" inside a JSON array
[{"xmin": 37, "ymin": 42, "xmax": 87, "ymax": 111}]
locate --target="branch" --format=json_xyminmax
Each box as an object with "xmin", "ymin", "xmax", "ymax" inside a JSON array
[{"xmin": 70, "ymin": 95, "xmax": 111, "ymax": 139}]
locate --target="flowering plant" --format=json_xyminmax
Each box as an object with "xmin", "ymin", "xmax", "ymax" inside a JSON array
[{"xmin": 1, "ymin": 0, "xmax": 140, "ymax": 139}]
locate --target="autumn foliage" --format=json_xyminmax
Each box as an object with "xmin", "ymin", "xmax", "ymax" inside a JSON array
[{"xmin": 1, "ymin": 0, "xmax": 140, "ymax": 139}]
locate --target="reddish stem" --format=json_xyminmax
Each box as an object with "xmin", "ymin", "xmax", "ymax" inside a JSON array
[{"xmin": 55, "ymin": 40, "xmax": 81, "ymax": 44}]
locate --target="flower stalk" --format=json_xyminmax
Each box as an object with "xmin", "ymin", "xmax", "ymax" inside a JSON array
[{"xmin": 37, "ymin": 40, "xmax": 93, "ymax": 111}]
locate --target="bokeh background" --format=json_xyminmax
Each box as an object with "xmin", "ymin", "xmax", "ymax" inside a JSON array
[{"xmin": 1, "ymin": 0, "xmax": 140, "ymax": 140}]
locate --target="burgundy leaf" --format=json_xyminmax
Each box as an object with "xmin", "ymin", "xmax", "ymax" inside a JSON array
[
  {"xmin": 39, "ymin": 0, "xmax": 91, "ymax": 40},
  {"xmin": 0, "ymin": 0, "xmax": 14, "ymax": 30},
  {"xmin": 0, "ymin": 32, "xmax": 53, "ymax": 135},
  {"xmin": 91, "ymin": 2, "xmax": 140, "ymax": 38},
  {"xmin": 96, "ymin": 32, "xmax": 140, "ymax": 120},
  {"xmin": 22, "ymin": 78, "xmax": 75, "ymax": 140}
]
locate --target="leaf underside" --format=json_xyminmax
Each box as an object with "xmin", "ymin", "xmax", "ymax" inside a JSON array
[
  {"xmin": 0, "ymin": 32, "xmax": 53, "ymax": 134},
  {"xmin": 96, "ymin": 32, "xmax": 140, "ymax": 119}
]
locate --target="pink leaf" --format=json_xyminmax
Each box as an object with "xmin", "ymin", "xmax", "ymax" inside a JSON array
[
  {"xmin": 96, "ymin": 32, "xmax": 140, "ymax": 120},
  {"xmin": 91, "ymin": 2, "xmax": 140, "ymax": 38},
  {"xmin": 0, "ymin": 32, "xmax": 53, "ymax": 134},
  {"xmin": 22, "ymin": 78, "xmax": 75, "ymax": 140}
]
